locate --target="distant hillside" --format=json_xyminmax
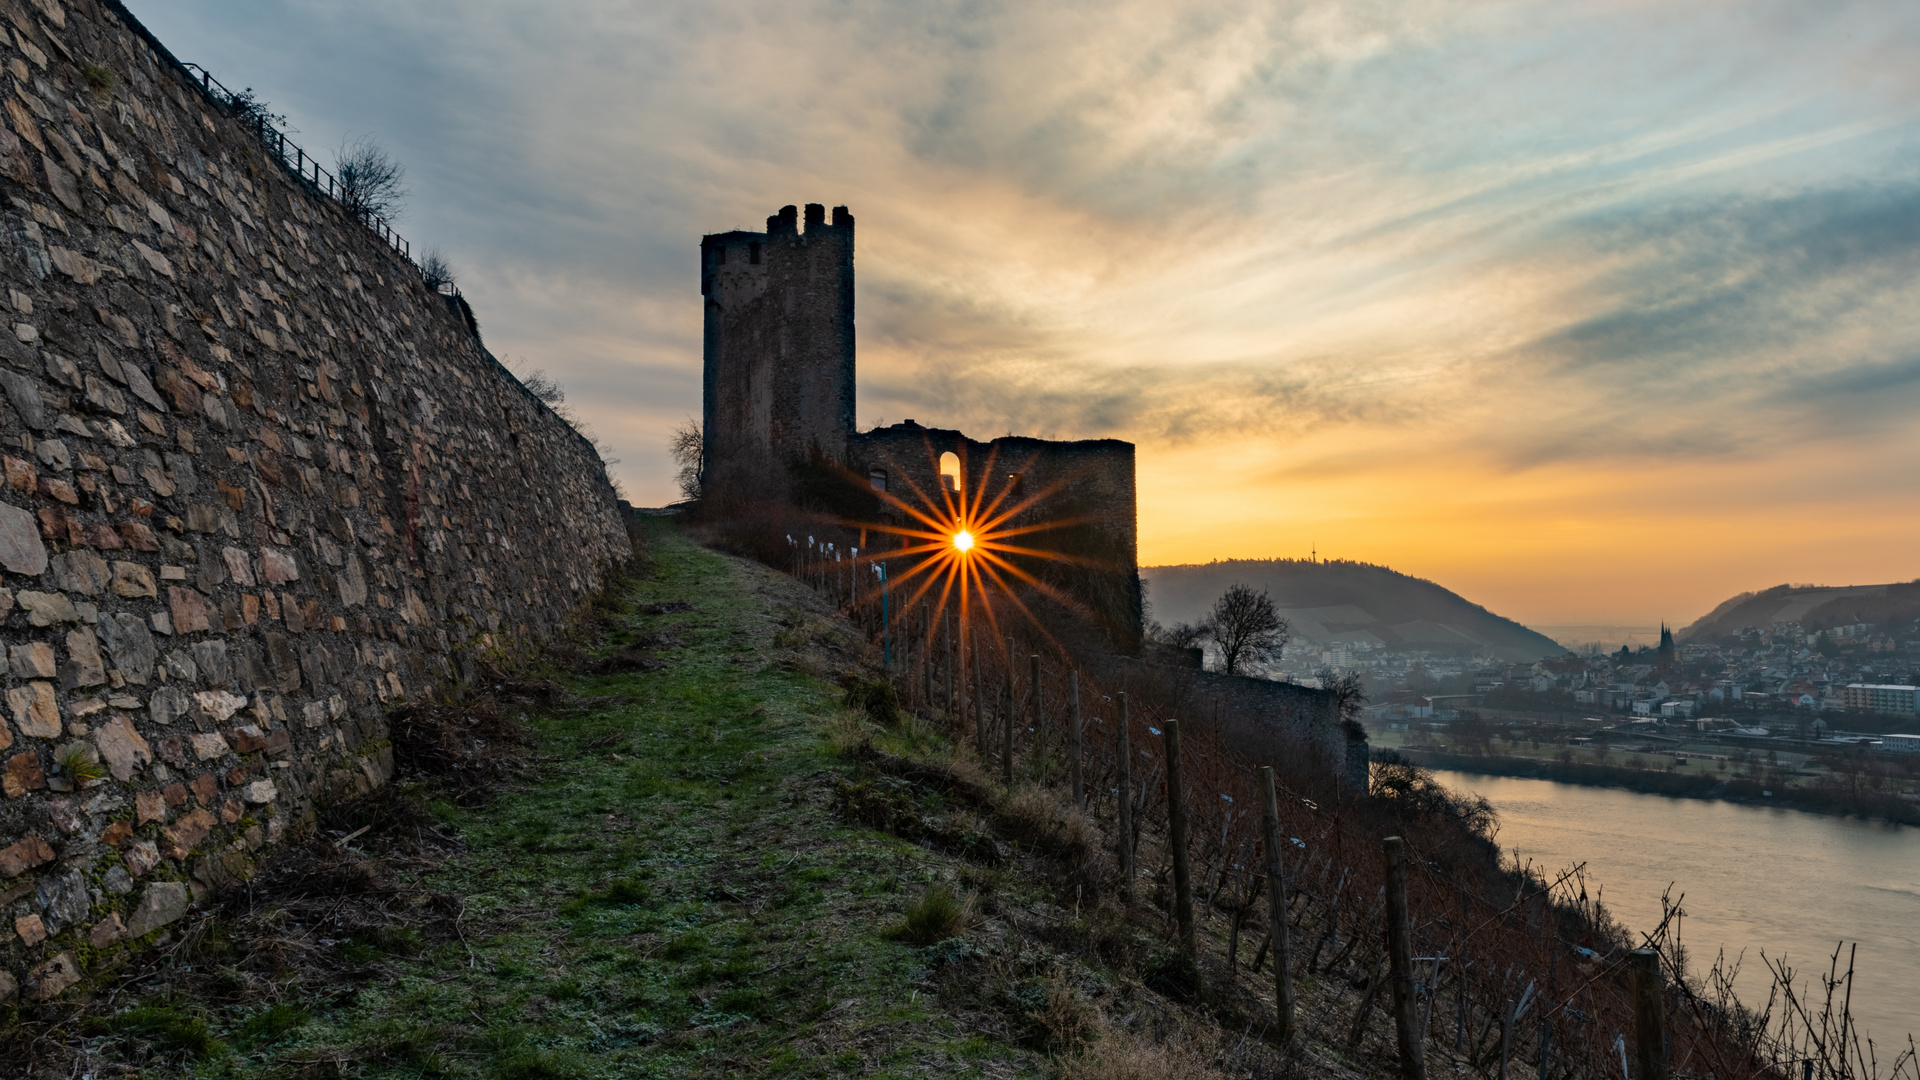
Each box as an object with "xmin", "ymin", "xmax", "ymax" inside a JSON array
[
  {"xmin": 1142, "ymin": 558, "xmax": 1566, "ymax": 662},
  {"xmin": 1678, "ymin": 580, "xmax": 1920, "ymax": 641}
]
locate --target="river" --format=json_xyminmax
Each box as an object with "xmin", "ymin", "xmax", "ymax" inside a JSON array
[{"xmin": 1431, "ymin": 770, "xmax": 1920, "ymax": 1043}]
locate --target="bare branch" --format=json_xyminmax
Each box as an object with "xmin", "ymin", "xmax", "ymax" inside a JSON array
[{"xmin": 334, "ymin": 136, "xmax": 408, "ymax": 220}]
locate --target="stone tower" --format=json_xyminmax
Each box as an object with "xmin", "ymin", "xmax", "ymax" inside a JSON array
[{"xmin": 701, "ymin": 204, "xmax": 856, "ymax": 488}]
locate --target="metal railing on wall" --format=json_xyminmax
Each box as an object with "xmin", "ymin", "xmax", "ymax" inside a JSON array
[
  {"xmin": 178, "ymin": 62, "xmax": 426, "ymax": 275},
  {"xmin": 98, "ymin": 2, "xmax": 447, "ymax": 287}
]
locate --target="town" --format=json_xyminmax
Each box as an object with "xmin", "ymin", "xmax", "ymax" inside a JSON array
[{"xmin": 1257, "ymin": 619, "xmax": 1920, "ymax": 817}]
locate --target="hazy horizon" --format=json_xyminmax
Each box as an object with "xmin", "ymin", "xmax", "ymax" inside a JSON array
[{"xmin": 135, "ymin": 0, "xmax": 1920, "ymax": 628}]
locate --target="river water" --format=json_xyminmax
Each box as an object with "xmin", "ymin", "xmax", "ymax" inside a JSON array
[{"xmin": 1431, "ymin": 770, "xmax": 1920, "ymax": 1043}]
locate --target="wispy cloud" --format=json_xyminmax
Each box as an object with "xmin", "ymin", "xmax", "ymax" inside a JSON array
[{"xmin": 133, "ymin": 0, "xmax": 1920, "ymax": 623}]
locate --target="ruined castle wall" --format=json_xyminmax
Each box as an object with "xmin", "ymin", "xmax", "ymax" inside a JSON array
[
  {"xmin": 0, "ymin": 0, "xmax": 629, "ymax": 1004},
  {"xmin": 852, "ymin": 422, "xmax": 1140, "ymax": 640},
  {"xmin": 1109, "ymin": 658, "xmax": 1364, "ymax": 789},
  {"xmin": 701, "ymin": 204, "xmax": 853, "ymax": 476}
]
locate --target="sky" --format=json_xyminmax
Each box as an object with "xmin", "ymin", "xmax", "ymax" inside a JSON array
[{"xmin": 132, "ymin": 0, "xmax": 1920, "ymax": 628}]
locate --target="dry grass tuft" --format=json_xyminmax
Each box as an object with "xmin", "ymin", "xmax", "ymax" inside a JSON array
[
  {"xmin": 1022, "ymin": 971, "xmax": 1097, "ymax": 1053},
  {"xmin": 893, "ymin": 883, "xmax": 974, "ymax": 946},
  {"xmin": 997, "ymin": 783, "xmax": 1098, "ymax": 858},
  {"xmin": 827, "ymin": 708, "xmax": 875, "ymax": 755},
  {"xmin": 1056, "ymin": 1028, "xmax": 1227, "ymax": 1080}
]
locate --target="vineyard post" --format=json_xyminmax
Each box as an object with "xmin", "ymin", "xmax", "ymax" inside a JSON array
[
  {"xmin": 1629, "ymin": 949, "xmax": 1670, "ymax": 1080},
  {"xmin": 1165, "ymin": 720, "xmax": 1195, "ymax": 959},
  {"xmin": 1029, "ymin": 654, "xmax": 1044, "ymax": 782},
  {"xmin": 1382, "ymin": 836, "xmax": 1427, "ymax": 1080},
  {"xmin": 972, "ymin": 627, "xmax": 985, "ymax": 754},
  {"xmin": 1002, "ymin": 636, "xmax": 1016, "ymax": 787},
  {"xmin": 1259, "ymin": 766, "xmax": 1295, "ymax": 1045},
  {"xmin": 1117, "ymin": 692, "xmax": 1135, "ymax": 897},
  {"xmin": 1070, "ymin": 670, "xmax": 1084, "ymax": 812}
]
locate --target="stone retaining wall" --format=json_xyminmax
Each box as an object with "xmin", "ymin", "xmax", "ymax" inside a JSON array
[{"xmin": 0, "ymin": 0, "xmax": 629, "ymax": 1004}]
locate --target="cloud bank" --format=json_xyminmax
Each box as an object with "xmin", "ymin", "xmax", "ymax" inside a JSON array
[{"xmin": 133, "ymin": 0, "xmax": 1920, "ymax": 623}]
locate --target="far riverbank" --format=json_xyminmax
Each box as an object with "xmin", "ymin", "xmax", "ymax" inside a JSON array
[{"xmin": 1388, "ymin": 747, "xmax": 1920, "ymax": 825}]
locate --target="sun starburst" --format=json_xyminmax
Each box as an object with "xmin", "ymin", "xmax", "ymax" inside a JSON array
[{"xmin": 834, "ymin": 439, "xmax": 1119, "ymax": 658}]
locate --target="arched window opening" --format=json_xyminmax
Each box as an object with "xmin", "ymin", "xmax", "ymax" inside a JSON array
[
  {"xmin": 1007, "ymin": 472, "xmax": 1024, "ymax": 496},
  {"xmin": 868, "ymin": 468, "xmax": 888, "ymax": 493},
  {"xmin": 939, "ymin": 451, "xmax": 961, "ymax": 493},
  {"xmin": 749, "ymin": 242, "xmax": 761, "ymax": 265}
]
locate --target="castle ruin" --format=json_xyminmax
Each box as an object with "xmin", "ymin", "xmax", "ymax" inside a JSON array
[{"xmin": 700, "ymin": 205, "xmax": 1142, "ymax": 644}]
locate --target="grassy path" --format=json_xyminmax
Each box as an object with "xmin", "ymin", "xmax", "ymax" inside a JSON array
[{"xmin": 174, "ymin": 522, "xmax": 1031, "ymax": 1078}]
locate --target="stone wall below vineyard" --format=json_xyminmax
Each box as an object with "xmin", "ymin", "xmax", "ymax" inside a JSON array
[{"xmin": 0, "ymin": 0, "xmax": 629, "ymax": 1004}]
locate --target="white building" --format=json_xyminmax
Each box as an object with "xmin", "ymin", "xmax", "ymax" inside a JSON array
[{"xmin": 1841, "ymin": 684, "xmax": 1919, "ymax": 717}]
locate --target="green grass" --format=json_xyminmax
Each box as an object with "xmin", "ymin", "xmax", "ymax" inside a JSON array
[{"xmin": 157, "ymin": 521, "xmax": 1034, "ymax": 1078}]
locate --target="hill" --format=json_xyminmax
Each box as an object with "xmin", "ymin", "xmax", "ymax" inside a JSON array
[
  {"xmin": 1142, "ymin": 558, "xmax": 1566, "ymax": 662},
  {"xmin": 1678, "ymin": 579, "xmax": 1920, "ymax": 641}
]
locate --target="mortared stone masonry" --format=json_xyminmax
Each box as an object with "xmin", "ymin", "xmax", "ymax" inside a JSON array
[{"xmin": 0, "ymin": 0, "xmax": 629, "ymax": 1001}]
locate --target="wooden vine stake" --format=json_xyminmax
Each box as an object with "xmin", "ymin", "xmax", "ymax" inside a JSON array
[
  {"xmin": 1164, "ymin": 720, "xmax": 1195, "ymax": 959},
  {"xmin": 1630, "ymin": 949, "xmax": 1670, "ymax": 1080},
  {"xmin": 1116, "ymin": 692, "xmax": 1135, "ymax": 898},
  {"xmin": 1002, "ymin": 636, "xmax": 1016, "ymax": 787},
  {"xmin": 971, "ymin": 627, "xmax": 985, "ymax": 755},
  {"xmin": 1029, "ymin": 654, "xmax": 1044, "ymax": 781},
  {"xmin": 1258, "ymin": 766, "xmax": 1295, "ymax": 1046},
  {"xmin": 1069, "ymin": 670, "xmax": 1084, "ymax": 812},
  {"xmin": 1382, "ymin": 836, "xmax": 1427, "ymax": 1080}
]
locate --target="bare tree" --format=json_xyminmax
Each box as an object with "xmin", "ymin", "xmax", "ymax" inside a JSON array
[
  {"xmin": 669, "ymin": 418, "xmax": 702, "ymax": 502},
  {"xmin": 1203, "ymin": 583, "xmax": 1289, "ymax": 676},
  {"xmin": 335, "ymin": 136, "xmax": 407, "ymax": 220},
  {"xmin": 420, "ymin": 250, "xmax": 457, "ymax": 293}
]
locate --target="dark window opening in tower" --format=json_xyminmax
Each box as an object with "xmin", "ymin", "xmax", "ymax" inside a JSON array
[
  {"xmin": 1007, "ymin": 472, "xmax": 1024, "ymax": 496},
  {"xmin": 715, "ymin": 244, "xmax": 726, "ymax": 264},
  {"xmin": 869, "ymin": 468, "xmax": 888, "ymax": 493},
  {"xmin": 939, "ymin": 451, "xmax": 961, "ymax": 493},
  {"xmin": 749, "ymin": 242, "xmax": 761, "ymax": 265}
]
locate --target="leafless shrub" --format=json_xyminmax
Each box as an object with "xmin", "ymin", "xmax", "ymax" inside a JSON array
[
  {"xmin": 420, "ymin": 250, "xmax": 457, "ymax": 293},
  {"xmin": 1315, "ymin": 665, "xmax": 1368, "ymax": 723},
  {"xmin": 669, "ymin": 418, "xmax": 703, "ymax": 501},
  {"xmin": 515, "ymin": 368, "xmax": 565, "ymax": 405},
  {"xmin": 225, "ymin": 87, "xmax": 286, "ymax": 133},
  {"xmin": 335, "ymin": 136, "xmax": 408, "ymax": 220}
]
